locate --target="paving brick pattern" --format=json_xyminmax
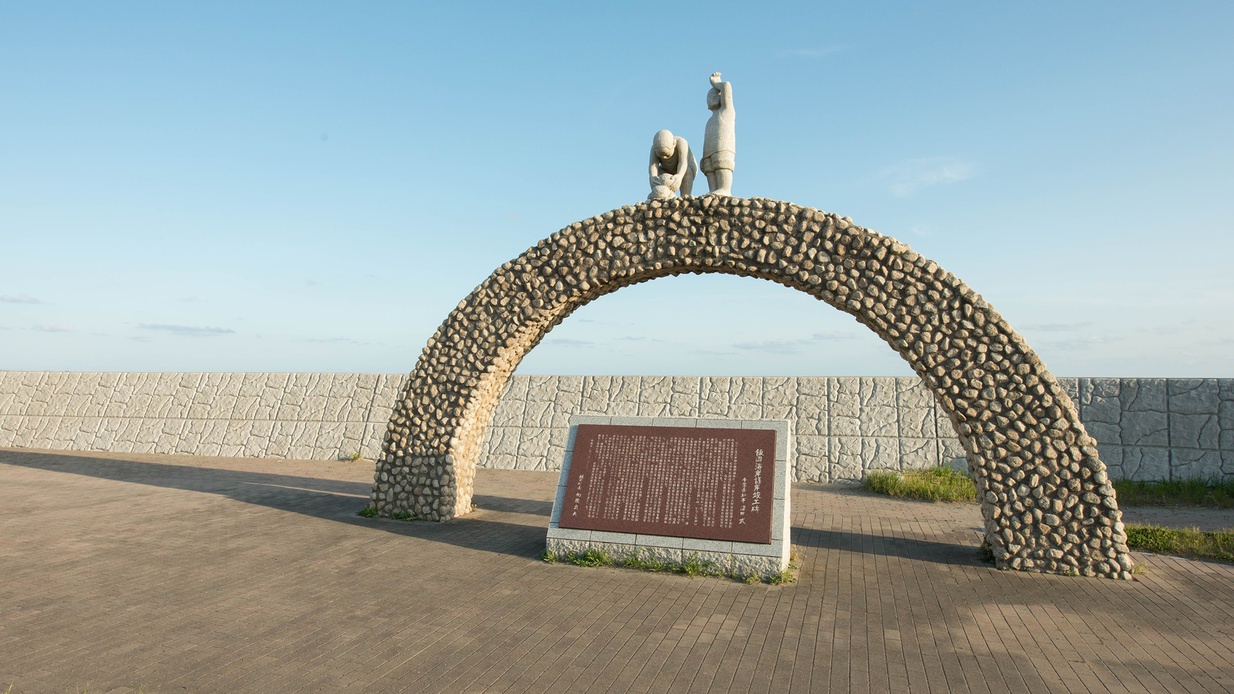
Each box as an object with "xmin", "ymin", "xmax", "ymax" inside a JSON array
[{"xmin": 2, "ymin": 448, "xmax": 1232, "ymax": 693}]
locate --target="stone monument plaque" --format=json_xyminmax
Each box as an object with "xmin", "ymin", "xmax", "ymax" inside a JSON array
[{"xmin": 559, "ymin": 423, "xmax": 776, "ymax": 544}]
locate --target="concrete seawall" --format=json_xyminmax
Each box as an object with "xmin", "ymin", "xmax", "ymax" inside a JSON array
[{"xmin": 1, "ymin": 372, "xmax": 1230, "ymax": 482}]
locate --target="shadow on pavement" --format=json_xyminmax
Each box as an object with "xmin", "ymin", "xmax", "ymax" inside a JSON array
[
  {"xmin": 3, "ymin": 449, "xmax": 987, "ymax": 568},
  {"xmin": 0, "ymin": 449, "xmax": 553, "ymax": 559},
  {"xmin": 792, "ymin": 526, "xmax": 987, "ymax": 568}
]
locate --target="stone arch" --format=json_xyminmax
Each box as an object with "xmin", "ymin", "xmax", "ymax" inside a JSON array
[{"xmin": 372, "ymin": 196, "xmax": 1133, "ymax": 579}]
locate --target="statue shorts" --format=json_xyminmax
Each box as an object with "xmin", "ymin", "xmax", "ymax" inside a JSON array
[{"xmin": 700, "ymin": 150, "xmax": 735, "ymax": 174}]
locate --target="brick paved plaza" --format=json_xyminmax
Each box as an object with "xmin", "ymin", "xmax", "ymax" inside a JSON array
[{"xmin": 2, "ymin": 448, "xmax": 1233, "ymax": 692}]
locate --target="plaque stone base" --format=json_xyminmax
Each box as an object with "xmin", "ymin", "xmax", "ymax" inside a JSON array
[{"xmin": 546, "ymin": 415, "xmax": 792, "ymax": 580}]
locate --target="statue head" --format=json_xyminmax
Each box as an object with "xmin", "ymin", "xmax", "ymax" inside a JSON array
[
  {"xmin": 707, "ymin": 87, "xmax": 721, "ymax": 110},
  {"xmin": 652, "ymin": 130, "xmax": 676, "ymax": 159}
]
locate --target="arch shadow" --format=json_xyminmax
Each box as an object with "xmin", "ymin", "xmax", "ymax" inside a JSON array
[{"xmin": 0, "ymin": 449, "xmax": 559, "ymax": 559}]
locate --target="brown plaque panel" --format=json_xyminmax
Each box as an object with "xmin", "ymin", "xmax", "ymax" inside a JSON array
[{"xmin": 560, "ymin": 424, "xmax": 776, "ymax": 544}]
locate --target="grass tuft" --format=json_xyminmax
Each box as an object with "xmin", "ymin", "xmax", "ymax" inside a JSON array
[
  {"xmin": 571, "ymin": 548, "xmax": 616, "ymax": 567},
  {"xmin": 356, "ymin": 507, "xmax": 418, "ymax": 521},
  {"xmin": 1125, "ymin": 524, "xmax": 1234, "ymax": 564},
  {"xmin": 864, "ymin": 466, "xmax": 977, "ymax": 503},
  {"xmin": 622, "ymin": 554, "xmax": 672, "ymax": 573},
  {"xmin": 679, "ymin": 554, "xmax": 722, "ymax": 577},
  {"xmin": 1114, "ymin": 478, "xmax": 1234, "ymax": 509},
  {"xmin": 978, "ymin": 539, "xmax": 995, "ymax": 565},
  {"xmin": 766, "ymin": 569, "xmax": 797, "ymax": 585},
  {"xmin": 767, "ymin": 545, "xmax": 802, "ymax": 584}
]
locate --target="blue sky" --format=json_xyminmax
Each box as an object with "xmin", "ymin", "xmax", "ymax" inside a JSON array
[{"xmin": 2, "ymin": 2, "xmax": 1231, "ymax": 376}]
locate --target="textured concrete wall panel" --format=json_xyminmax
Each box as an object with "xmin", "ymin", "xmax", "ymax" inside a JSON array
[{"xmin": 2, "ymin": 372, "xmax": 1230, "ymax": 487}]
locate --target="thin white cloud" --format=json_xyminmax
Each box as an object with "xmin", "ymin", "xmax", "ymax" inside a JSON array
[
  {"xmin": 1040, "ymin": 334, "xmax": 1123, "ymax": 351},
  {"xmin": 32, "ymin": 324, "xmax": 72, "ymax": 333},
  {"xmin": 138, "ymin": 323, "xmax": 235, "ymax": 337},
  {"xmin": 811, "ymin": 331, "xmax": 858, "ymax": 341},
  {"xmin": 733, "ymin": 339, "xmax": 807, "ymax": 354},
  {"xmin": 1021, "ymin": 321, "xmax": 1094, "ymax": 332},
  {"xmin": 546, "ymin": 337, "xmax": 595, "ymax": 348},
  {"xmin": 778, "ymin": 46, "xmax": 849, "ymax": 59},
  {"xmin": 1135, "ymin": 323, "xmax": 1194, "ymax": 336},
  {"xmin": 1, "ymin": 294, "xmax": 41, "ymax": 304},
  {"xmin": 736, "ymin": 331, "xmax": 860, "ymax": 353},
  {"xmin": 879, "ymin": 158, "xmax": 977, "ymax": 197},
  {"xmin": 298, "ymin": 337, "xmax": 375, "ymax": 346}
]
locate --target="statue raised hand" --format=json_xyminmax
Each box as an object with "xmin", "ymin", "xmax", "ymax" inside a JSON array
[{"xmin": 701, "ymin": 72, "xmax": 735, "ymax": 196}]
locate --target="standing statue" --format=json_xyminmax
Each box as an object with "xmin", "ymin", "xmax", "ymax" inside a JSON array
[
  {"xmin": 701, "ymin": 72, "xmax": 735, "ymax": 196},
  {"xmin": 647, "ymin": 130, "xmax": 697, "ymax": 200}
]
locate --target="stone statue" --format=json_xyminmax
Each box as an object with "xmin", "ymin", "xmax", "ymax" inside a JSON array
[
  {"xmin": 647, "ymin": 130, "xmax": 697, "ymax": 200},
  {"xmin": 701, "ymin": 72, "xmax": 735, "ymax": 196}
]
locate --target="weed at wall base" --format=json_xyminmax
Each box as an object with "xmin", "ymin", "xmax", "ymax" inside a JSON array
[
  {"xmin": 863, "ymin": 466, "xmax": 977, "ymax": 503},
  {"xmin": 1114, "ymin": 478, "xmax": 1234, "ymax": 509},
  {"xmin": 1125, "ymin": 525, "xmax": 1234, "ymax": 564}
]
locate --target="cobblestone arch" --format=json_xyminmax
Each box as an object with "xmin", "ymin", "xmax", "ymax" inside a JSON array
[{"xmin": 373, "ymin": 196, "xmax": 1133, "ymax": 579}]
